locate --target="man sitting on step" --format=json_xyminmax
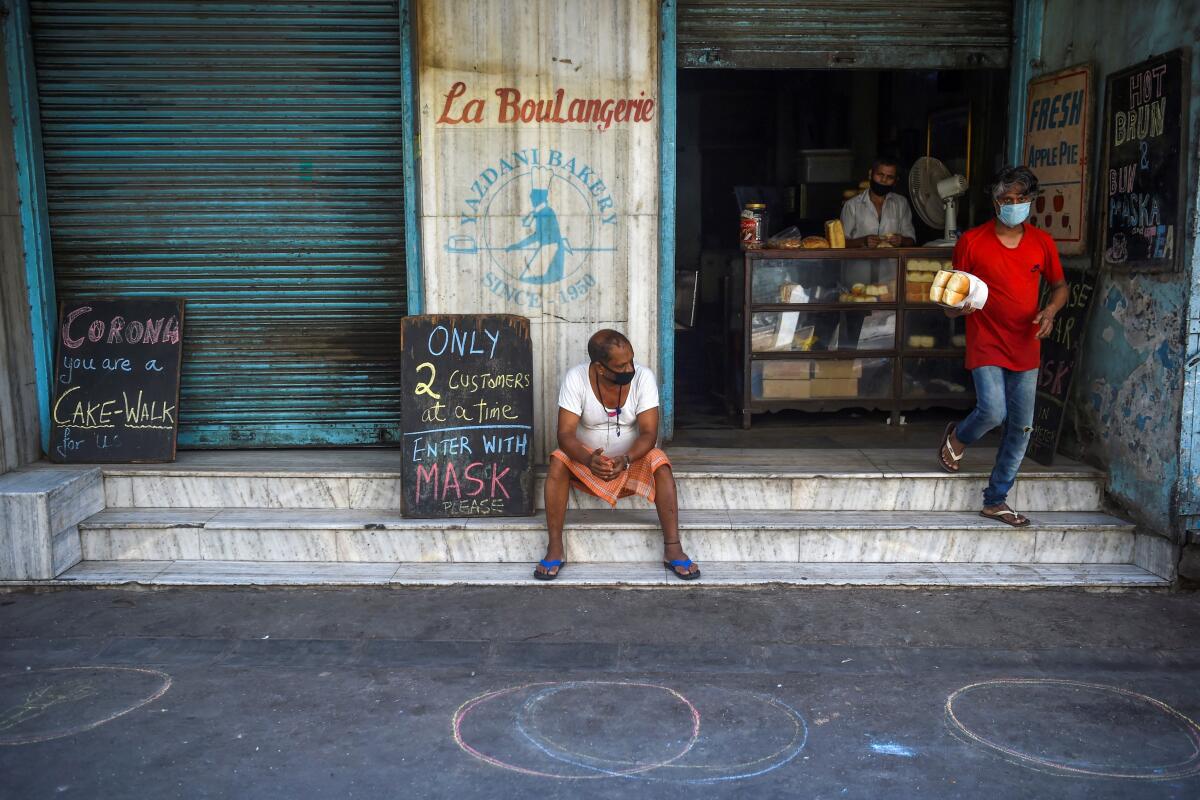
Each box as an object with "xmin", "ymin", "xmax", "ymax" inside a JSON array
[{"xmin": 534, "ymin": 329, "xmax": 700, "ymax": 581}]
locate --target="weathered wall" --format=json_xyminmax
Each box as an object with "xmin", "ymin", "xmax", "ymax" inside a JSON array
[
  {"xmin": 1039, "ymin": 0, "xmax": 1200, "ymax": 534},
  {"xmin": 415, "ymin": 0, "xmax": 659, "ymax": 460},
  {"xmin": 0, "ymin": 57, "xmax": 42, "ymax": 474}
]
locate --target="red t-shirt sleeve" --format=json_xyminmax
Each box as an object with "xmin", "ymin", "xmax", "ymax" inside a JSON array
[{"xmin": 951, "ymin": 232, "xmax": 973, "ymax": 273}]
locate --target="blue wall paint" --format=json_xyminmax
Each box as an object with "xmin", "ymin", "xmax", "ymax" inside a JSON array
[
  {"xmin": 658, "ymin": 0, "xmax": 677, "ymax": 439},
  {"xmin": 1035, "ymin": 0, "xmax": 1200, "ymax": 534},
  {"xmin": 399, "ymin": 0, "xmax": 423, "ymax": 315},
  {"xmin": 1183, "ymin": 172, "xmax": 1200, "ymax": 521},
  {"xmin": 3, "ymin": 0, "xmax": 55, "ymax": 456},
  {"xmin": 1006, "ymin": 0, "xmax": 1044, "ymax": 165}
]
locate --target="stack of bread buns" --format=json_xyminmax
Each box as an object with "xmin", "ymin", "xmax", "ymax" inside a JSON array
[{"xmin": 929, "ymin": 269, "xmax": 988, "ymax": 310}]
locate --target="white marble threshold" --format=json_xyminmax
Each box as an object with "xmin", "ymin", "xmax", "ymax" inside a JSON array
[
  {"xmin": 76, "ymin": 509, "xmax": 1138, "ymax": 565},
  {"xmin": 96, "ymin": 467, "xmax": 1103, "ymax": 481},
  {"xmin": 80, "ymin": 508, "xmax": 1132, "ymax": 532},
  {"xmin": 15, "ymin": 560, "xmax": 1168, "ymax": 588},
  {"xmin": 98, "ymin": 471, "xmax": 1107, "ymax": 513},
  {"xmin": 30, "ymin": 445, "xmax": 1101, "ymax": 479}
]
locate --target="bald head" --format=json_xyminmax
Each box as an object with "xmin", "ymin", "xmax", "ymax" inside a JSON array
[{"xmin": 587, "ymin": 329, "xmax": 631, "ymax": 365}]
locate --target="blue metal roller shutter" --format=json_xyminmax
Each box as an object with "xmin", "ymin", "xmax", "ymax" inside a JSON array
[{"xmin": 30, "ymin": 0, "xmax": 407, "ymax": 447}]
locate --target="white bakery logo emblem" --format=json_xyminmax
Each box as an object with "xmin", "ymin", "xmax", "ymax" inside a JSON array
[{"xmin": 444, "ymin": 148, "xmax": 616, "ymax": 309}]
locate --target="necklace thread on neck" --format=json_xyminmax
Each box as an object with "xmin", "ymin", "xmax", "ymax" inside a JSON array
[{"xmin": 594, "ymin": 363, "xmax": 628, "ymax": 438}]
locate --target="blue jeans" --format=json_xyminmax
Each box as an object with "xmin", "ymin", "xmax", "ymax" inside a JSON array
[{"xmin": 954, "ymin": 366, "xmax": 1038, "ymax": 507}]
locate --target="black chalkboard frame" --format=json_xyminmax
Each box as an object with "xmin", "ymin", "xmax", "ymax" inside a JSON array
[
  {"xmin": 1100, "ymin": 48, "xmax": 1191, "ymax": 273},
  {"xmin": 399, "ymin": 313, "xmax": 536, "ymax": 519},
  {"xmin": 1025, "ymin": 261, "xmax": 1100, "ymax": 467},
  {"xmin": 49, "ymin": 296, "xmax": 186, "ymax": 464}
]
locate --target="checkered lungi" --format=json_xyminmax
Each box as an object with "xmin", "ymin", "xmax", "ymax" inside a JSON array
[{"xmin": 549, "ymin": 448, "xmax": 672, "ymax": 507}]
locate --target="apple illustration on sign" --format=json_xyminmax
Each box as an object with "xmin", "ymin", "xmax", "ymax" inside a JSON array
[{"xmin": 1054, "ymin": 193, "xmax": 1068, "ymax": 231}]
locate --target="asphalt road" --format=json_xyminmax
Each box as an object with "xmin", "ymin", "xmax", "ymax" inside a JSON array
[{"xmin": 1, "ymin": 585, "xmax": 1198, "ymax": 799}]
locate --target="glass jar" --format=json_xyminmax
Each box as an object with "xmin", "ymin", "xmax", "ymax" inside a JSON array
[{"xmin": 740, "ymin": 203, "xmax": 766, "ymax": 250}]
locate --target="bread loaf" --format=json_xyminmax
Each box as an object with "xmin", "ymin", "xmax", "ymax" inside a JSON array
[
  {"xmin": 824, "ymin": 220, "xmax": 846, "ymax": 248},
  {"xmin": 942, "ymin": 288, "xmax": 968, "ymax": 306},
  {"xmin": 946, "ymin": 272, "xmax": 971, "ymax": 294},
  {"xmin": 800, "ymin": 236, "xmax": 830, "ymax": 249},
  {"xmin": 930, "ymin": 270, "xmax": 975, "ymax": 308}
]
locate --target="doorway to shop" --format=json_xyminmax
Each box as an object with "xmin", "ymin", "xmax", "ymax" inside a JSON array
[{"xmin": 671, "ymin": 68, "xmax": 1009, "ymax": 447}]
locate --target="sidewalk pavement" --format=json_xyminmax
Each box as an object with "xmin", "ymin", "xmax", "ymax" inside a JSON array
[{"xmin": 1, "ymin": 585, "xmax": 1198, "ymax": 799}]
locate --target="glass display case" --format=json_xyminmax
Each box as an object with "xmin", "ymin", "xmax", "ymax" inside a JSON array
[{"xmin": 742, "ymin": 248, "xmax": 974, "ymax": 427}]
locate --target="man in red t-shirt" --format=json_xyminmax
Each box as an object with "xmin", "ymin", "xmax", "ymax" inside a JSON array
[{"xmin": 936, "ymin": 166, "xmax": 1068, "ymax": 526}]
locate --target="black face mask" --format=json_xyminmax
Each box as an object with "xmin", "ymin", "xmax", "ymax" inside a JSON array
[
  {"xmin": 600, "ymin": 361, "xmax": 635, "ymax": 386},
  {"xmin": 870, "ymin": 180, "xmax": 894, "ymax": 197}
]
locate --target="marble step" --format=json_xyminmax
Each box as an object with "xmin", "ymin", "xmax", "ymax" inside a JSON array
[
  {"xmin": 41, "ymin": 559, "xmax": 1169, "ymax": 588},
  {"xmin": 78, "ymin": 508, "xmax": 1136, "ymax": 565},
  {"xmin": 99, "ymin": 469, "xmax": 1106, "ymax": 513}
]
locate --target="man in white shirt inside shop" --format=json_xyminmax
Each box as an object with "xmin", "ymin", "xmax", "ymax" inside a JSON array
[{"xmin": 840, "ymin": 156, "xmax": 917, "ymax": 248}]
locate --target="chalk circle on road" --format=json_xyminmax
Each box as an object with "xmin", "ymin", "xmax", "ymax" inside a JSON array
[
  {"xmin": 452, "ymin": 681, "xmax": 808, "ymax": 784},
  {"xmin": 946, "ymin": 678, "xmax": 1200, "ymax": 780},
  {"xmin": 0, "ymin": 666, "xmax": 172, "ymax": 746}
]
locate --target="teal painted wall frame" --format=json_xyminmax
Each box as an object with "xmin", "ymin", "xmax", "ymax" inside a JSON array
[
  {"xmin": 400, "ymin": 0, "xmax": 423, "ymax": 315},
  {"xmin": 3, "ymin": 0, "xmax": 55, "ymax": 456},
  {"xmin": 1006, "ymin": 0, "xmax": 1044, "ymax": 165},
  {"xmin": 658, "ymin": 0, "xmax": 676, "ymax": 439}
]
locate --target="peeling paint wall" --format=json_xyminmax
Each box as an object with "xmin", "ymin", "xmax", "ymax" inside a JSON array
[
  {"xmin": 414, "ymin": 0, "xmax": 659, "ymax": 461},
  {"xmin": 1037, "ymin": 0, "xmax": 1200, "ymax": 534}
]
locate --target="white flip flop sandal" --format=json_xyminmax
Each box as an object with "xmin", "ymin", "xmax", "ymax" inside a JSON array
[
  {"xmin": 938, "ymin": 422, "xmax": 964, "ymax": 473},
  {"xmin": 980, "ymin": 507, "xmax": 1032, "ymax": 528}
]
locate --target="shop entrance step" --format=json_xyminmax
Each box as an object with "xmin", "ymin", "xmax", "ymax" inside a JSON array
[
  {"xmin": 90, "ymin": 447, "xmax": 1107, "ymax": 513},
  {"xmin": 43, "ymin": 559, "xmax": 1168, "ymax": 588},
  {"xmin": 76, "ymin": 508, "xmax": 1137, "ymax": 565}
]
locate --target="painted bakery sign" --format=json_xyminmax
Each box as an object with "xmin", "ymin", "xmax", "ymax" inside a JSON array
[
  {"xmin": 443, "ymin": 148, "xmax": 619, "ymax": 310},
  {"xmin": 435, "ymin": 81, "xmax": 654, "ymax": 310},
  {"xmin": 436, "ymin": 81, "xmax": 656, "ymax": 131},
  {"xmin": 1024, "ymin": 65, "xmax": 1092, "ymax": 256}
]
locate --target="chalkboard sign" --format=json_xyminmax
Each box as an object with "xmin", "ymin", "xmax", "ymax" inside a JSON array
[
  {"xmin": 401, "ymin": 314, "xmax": 535, "ymax": 517},
  {"xmin": 1101, "ymin": 48, "xmax": 1190, "ymax": 271},
  {"xmin": 50, "ymin": 298, "xmax": 185, "ymax": 463},
  {"xmin": 1026, "ymin": 268, "xmax": 1097, "ymax": 466}
]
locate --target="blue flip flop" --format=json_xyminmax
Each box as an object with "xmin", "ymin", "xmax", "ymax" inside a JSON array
[
  {"xmin": 664, "ymin": 558, "xmax": 701, "ymax": 581},
  {"xmin": 533, "ymin": 559, "xmax": 564, "ymax": 581}
]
